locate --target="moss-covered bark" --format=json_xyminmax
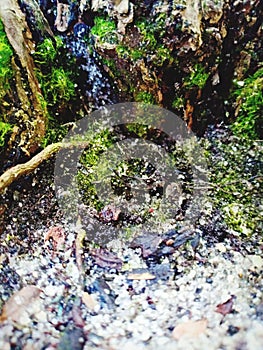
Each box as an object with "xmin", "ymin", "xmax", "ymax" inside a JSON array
[
  {"xmin": 0, "ymin": 0, "xmax": 48, "ymax": 156},
  {"xmin": 0, "ymin": 0, "xmax": 262, "ymax": 196},
  {"xmin": 88, "ymin": 0, "xmax": 262, "ymax": 136}
]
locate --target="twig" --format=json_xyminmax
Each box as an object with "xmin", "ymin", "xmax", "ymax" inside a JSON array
[{"xmin": 0, "ymin": 141, "xmax": 89, "ymax": 193}]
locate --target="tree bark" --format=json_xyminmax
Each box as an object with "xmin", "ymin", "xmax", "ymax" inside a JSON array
[{"xmin": 0, "ymin": 0, "xmax": 48, "ymax": 155}]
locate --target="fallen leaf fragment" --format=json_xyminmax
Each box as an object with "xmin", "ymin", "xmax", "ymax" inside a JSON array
[
  {"xmin": 127, "ymin": 272, "xmax": 156, "ymax": 280},
  {"xmin": 129, "ymin": 233, "xmax": 162, "ymax": 258},
  {"xmin": 82, "ymin": 292, "xmax": 98, "ymax": 312},
  {"xmin": 172, "ymin": 319, "xmax": 208, "ymax": 339},
  {"xmin": 72, "ymin": 304, "xmax": 85, "ymax": 328},
  {"xmin": 75, "ymin": 221, "xmax": 86, "ymax": 278},
  {"xmin": 45, "ymin": 226, "xmax": 65, "ymax": 251},
  {"xmin": 0, "ymin": 285, "xmax": 42, "ymax": 325},
  {"xmin": 215, "ymin": 295, "xmax": 236, "ymax": 316},
  {"xmin": 90, "ymin": 248, "xmax": 123, "ymax": 270}
]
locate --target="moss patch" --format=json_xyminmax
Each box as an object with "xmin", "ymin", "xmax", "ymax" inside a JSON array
[
  {"xmin": 91, "ymin": 17, "xmax": 118, "ymax": 46},
  {"xmin": 0, "ymin": 121, "xmax": 13, "ymax": 148},
  {"xmin": 34, "ymin": 37, "xmax": 76, "ymax": 109},
  {"xmin": 183, "ymin": 64, "xmax": 209, "ymax": 90},
  {"xmin": 33, "ymin": 36, "xmax": 79, "ymax": 147},
  {"xmin": 0, "ymin": 20, "xmax": 14, "ymax": 148},
  {"xmin": 0, "ymin": 20, "xmax": 13, "ymax": 100},
  {"xmin": 231, "ymin": 67, "xmax": 263, "ymax": 140},
  {"xmin": 134, "ymin": 91, "xmax": 155, "ymax": 104},
  {"xmin": 205, "ymin": 136, "xmax": 262, "ymax": 236}
]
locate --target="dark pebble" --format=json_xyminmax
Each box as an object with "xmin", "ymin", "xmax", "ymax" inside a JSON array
[
  {"xmin": 150, "ymin": 263, "xmax": 171, "ymax": 280},
  {"xmin": 256, "ymin": 302, "xmax": 263, "ymax": 320},
  {"xmin": 57, "ymin": 325, "xmax": 85, "ymax": 350},
  {"xmin": 227, "ymin": 325, "xmax": 240, "ymax": 336}
]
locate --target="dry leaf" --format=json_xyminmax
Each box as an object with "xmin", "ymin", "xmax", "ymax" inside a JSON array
[
  {"xmin": 0, "ymin": 254, "xmax": 6, "ymax": 264},
  {"xmin": 215, "ymin": 295, "xmax": 236, "ymax": 316},
  {"xmin": 75, "ymin": 224, "xmax": 86, "ymax": 277},
  {"xmin": 91, "ymin": 248, "xmax": 123, "ymax": 270},
  {"xmin": 82, "ymin": 292, "xmax": 98, "ymax": 311},
  {"xmin": 127, "ymin": 272, "xmax": 156, "ymax": 280},
  {"xmin": 72, "ymin": 304, "xmax": 85, "ymax": 328},
  {"xmin": 45, "ymin": 226, "xmax": 65, "ymax": 251},
  {"xmin": 129, "ymin": 233, "xmax": 162, "ymax": 258},
  {"xmin": 172, "ymin": 319, "xmax": 208, "ymax": 339},
  {"xmin": 0, "ymin": 285, "xmax": 42, "ymax": 325}
]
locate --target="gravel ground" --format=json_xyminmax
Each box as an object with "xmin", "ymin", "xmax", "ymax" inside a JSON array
[
  {"xmin": 0, "ymin": 140, "xmax": 262, "ymax": 350},
  {"xmin": 0, "ymin": 225, "xmax": 262, "ymax": 350}
]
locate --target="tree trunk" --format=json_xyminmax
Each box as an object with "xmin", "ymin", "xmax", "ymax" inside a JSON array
[{"xmin": 0, "ymin": 0, "xmax": 48, "ymax": 155}]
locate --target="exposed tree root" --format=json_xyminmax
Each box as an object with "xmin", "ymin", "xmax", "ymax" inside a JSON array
[
  {"xmin": 0, "ymin": 143, "xmax": 64, "ymax": 193},
  {"xmin": 0, "ymin": 139, "xmax": 93, "ymax": 193}
]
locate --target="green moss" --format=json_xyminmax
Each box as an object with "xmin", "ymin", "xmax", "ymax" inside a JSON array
[
  {"xmin": 34, "ymin": 37, "xmax": 61, "ymax": 65},
  {"xmin": 0, "ymin": 121, "xmax": 13, "ymax": 147},
  {"xmin": 33, "ymin": 36, "xmax": 79, "ymax": 147},
  {"xmin": 116, "ymin": 44, "xmax": 130, "ymax": 59},
  {"xmin": 92, "ymin": 14, "xmax": 173, "ymax": 101},
  {"xmin": 153, "ymin": 46, "xmax": 172, "ymax": 66},
  {"xmin": 34, "ymin": 37, "xmax": 76, "ymax": 108},
  {"xmin": 134, "ymin": 91, "xmax": 155, "ymax": 104},
  {"xmin": 135, "ymin": 14, "xmax": 173, "ymax": 66},
  {"xmin": 136, "ymin": 12, "xmax": 167, "ymax": 42},
  {"xmin": 125, "ymin": 123, "xmax": 148, "ymax": 138},
  {"xmin": 113, "ymin": 15, "xmax": 172, "ymax": 67},
  {"xmin": 41, "ymin": 123, "xmax": 68, "ymax": 148},
  {"xmin": 184, "ymin": 64, "xmax": 209, "ymax": 89},
  {"xmin": 91, "ymin": 17, "xmax": 118, "ymax": 45},
  {"xmin": 0, "ymin": 20, "xmax": 13, "ymax": 99},
  {"xmin": 130, "ymin": 49, "xmax": 143, "ymax": 60},
  {"xmin": 207, "ymin": 138, "xmax": 262, "ymax": 236},
  {"xmin": 170, "ymin": 64, "xmax": 208, "ymax": 113},
  {"xmin": 172, "ymin": 96, "xmax": 185, "ymax": 110},
  {"xmin": 37, "ymin": 65, "xmax": 75, "ymax": 107},
  {"xmin": 131, "ymin": 19, "xmax": 172, "ymax": 66},
  {"xmin": 0, "ymin": 20, "xmax": 14, "ymax": 148},
  {"xmin": 231, "ymin": 67, "xmax": 263, "ymax": 140},
  {"xmin": 116, "ymin": 45, "xmax": 144, "ymax": 62},
  {"xmin": 136, "ymin": 21, "xmax": 158, "ymax": 52},
  {"xmin": 77, "ymin": 129, "xmax": 116, "ymax": 210},
  {"xmin": 49, "ymin": 67, "xmax": 75, "ymax": 104},
  {"xmin": 222, "ymin": 202, "xmax": 260, "ymax": 236}
]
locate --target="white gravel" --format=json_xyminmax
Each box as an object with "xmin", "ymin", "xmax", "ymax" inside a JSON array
[{"xmin": 0, "ymin": 229, "xmax": 263, "ymax": 350}]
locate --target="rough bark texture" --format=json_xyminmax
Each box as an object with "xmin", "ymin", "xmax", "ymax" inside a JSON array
[{"xmin": 84, "ymin": 0, "xmax": 262, "ymax": 134}]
